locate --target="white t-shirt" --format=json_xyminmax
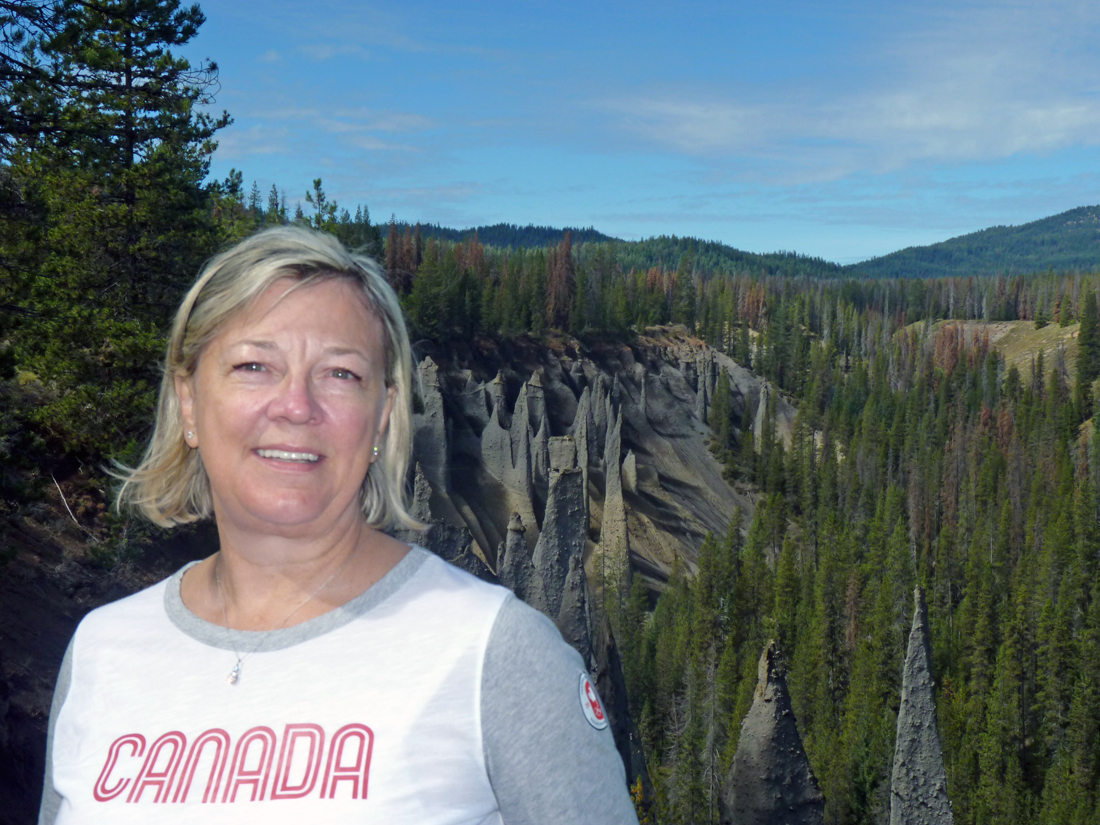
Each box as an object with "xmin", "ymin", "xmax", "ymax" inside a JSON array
[{"xmin": 40, "ymin": 546, "xmax": 637, "ymax": 825}]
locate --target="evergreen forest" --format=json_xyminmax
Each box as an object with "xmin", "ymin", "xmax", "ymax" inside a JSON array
[{"xmin": 2, "ymin": 3, "xmax": 1100, "ymax": 825}]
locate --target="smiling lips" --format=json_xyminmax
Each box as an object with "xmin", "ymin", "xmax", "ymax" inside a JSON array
[{"xmin": 256, "ymin": 448, "xmax": 321, "ymax": 463}]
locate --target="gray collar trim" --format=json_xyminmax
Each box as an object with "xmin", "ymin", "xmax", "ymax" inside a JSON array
[{"xmin": 163, "ymin": 545, "xmax": 428, "ymax": 652}]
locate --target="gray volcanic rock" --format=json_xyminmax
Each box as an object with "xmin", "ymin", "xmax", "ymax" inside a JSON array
[
  {"xmin": 549, "ymin": 434, "xmax": 577, "ymax": 472},
  {"xmin": 890, "ymin": 588, "xmax": 954, "ymax": 825},
  {"xmin": 569, "ymin": 358, "xmax": 587, "ymax": 390},
  {"xmin": 601, "ymin": 405, "xmax": 630, "ymax": 590},
  {"xmin": 532, "ymin": 413, "xmax": 550, "ymax": 497},
  {"xmin": 695, "ymin": 375, "xmax": 708, "ymax": 422},
  {"xmin": 510, "ymin": 382, "xmax": 532, "ymax": 463},
  {"xmin": 480, "ymin": 394, "xmax": 512, "ymax": 487},
  {"xmin": 456, "ymin": 371, "xmax": 490, "ymax": 429},
  {"xmin": 720, "ymin": 641, "xmax": 824, "ymax": 825},
  {"xmin": 697, "ymin": 352, "xmax": 716, "ymax": 421},
  {"xmin": 399, "ymin": 465, "xmax": 496, "ymax": 582},
  {"xmin": 592, "ymin": 374, "xmax": 610, "ymax": 458},
  {"xmin": 413, "ymin": 357, "xmax": 449, "ymax": 493},
  {"xmin": 527, "ymin": 369, "xmax": 548, "ymax": 429},
  {"xmin": 529, "ymin": 444, "xmax": 586, "ymax": 617},
  {"xmin": 679, "ymin": 358, "xmax": 697, "ymax": 392},
  {"xmin": 478, "ymin": 373, "xmax": 539, "ymax": 543},
  {"xmin": 487, "ymin": 370, "xmax": 507, "ymax": 420},
  {"xmin": 572, "ymin": 386, "xmax": 593, "ymax": 517},
  {"xmin": 422, "ymin": 520, "xmax": 497, "ymax": 582},
  {"xmin": 622, "ymin": 450, "xmax": 638, "ymax": 494},
  {"xmin": 557, "ymin": 554, "xmax": 593, "ymax": 667},
  {"xmin": 408, "ymin": 462, "xmax": 433, "ymax": 524},
  {"xmin": 498, "ymin": 512, "xmax": 531, "ymax": 600}
]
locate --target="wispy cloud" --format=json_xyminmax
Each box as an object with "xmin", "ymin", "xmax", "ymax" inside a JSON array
[
  {"xmin": 214, "ymin": 125, "xmax": 290, "ymax": 160},
  {"xmin": 345, "ymin": 135, "xmax": 417, "ymax": 152},
  {"xmin": 223, "ymin": 104, "xmax": 433, "ymax": 157},
  {"xmin": 604, "ymin": 1, "xmax": 1100, "ymax": 182},
  {"xmin": 297, "ymin": 43, "xmax": 369, "ymax": 61}
]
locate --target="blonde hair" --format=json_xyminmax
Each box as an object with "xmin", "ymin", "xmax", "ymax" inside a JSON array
[{"xmin": 117, "ymin": 226, "xmax": 423, "ymax": 532}]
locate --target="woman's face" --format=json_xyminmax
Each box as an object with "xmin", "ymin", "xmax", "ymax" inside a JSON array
[{"xmin": 176, "ymin": 277, "xmax": 395, "ymax": 540}]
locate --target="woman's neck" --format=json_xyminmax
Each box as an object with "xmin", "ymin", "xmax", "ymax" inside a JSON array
[{"xmin": 180, "ymin": 517, "xmax": 409, "ymax": 631}]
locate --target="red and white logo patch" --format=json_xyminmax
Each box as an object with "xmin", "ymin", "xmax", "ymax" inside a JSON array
[{"xmin": 578, "ymin": 672, "xmax": 608, "ymax": 730}]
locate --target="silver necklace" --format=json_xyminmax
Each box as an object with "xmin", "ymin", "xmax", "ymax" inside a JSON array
[{"xmin": 214, "ymin": 550, "xmax": 356, "ymax": 685}]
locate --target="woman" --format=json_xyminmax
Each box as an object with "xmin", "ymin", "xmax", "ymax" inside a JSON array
[{"xmin": 39, "ymin": 226, "xmax": 638, "ymax": 824}]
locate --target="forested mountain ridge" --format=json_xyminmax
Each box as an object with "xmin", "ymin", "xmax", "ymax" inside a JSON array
[
  {"xmin": 402, "ymin": 205, "xmax": 1100, "ymax": 282},
  {"xmin": 847, "ymin": 205, "xmax": 1100, "ymax": 279},
  {"xmin": 393, "ymin": 220, "xmax": 842, "ymax": 279},
  {"xmin": 397, "ymin": 221, "xmax": 618, "ymax": 248}
]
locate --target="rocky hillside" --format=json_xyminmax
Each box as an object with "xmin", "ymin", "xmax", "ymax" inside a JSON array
[{"xmin": 405, "ymin": 327, "xmax": 793, "ymax": 589}]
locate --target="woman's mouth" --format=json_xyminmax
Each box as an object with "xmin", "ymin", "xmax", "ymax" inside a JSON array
[{"xmin": 256, "ymin": 449, "xmax": 321, "ymax": 463}]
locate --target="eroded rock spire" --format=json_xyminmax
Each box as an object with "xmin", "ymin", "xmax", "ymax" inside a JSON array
[
  {"xmin": 529, "ymin": 436, "xmax": 586, "ymax": 619},
  {"xmin": 889, "ymin": 588, "xmax": 953, "ymax": 825},
  {"xmin": 720, "ymin": 641, "xmax": 824, "ymax": 825}
]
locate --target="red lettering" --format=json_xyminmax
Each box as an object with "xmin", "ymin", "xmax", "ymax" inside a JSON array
[
  {"xmin": 271, "ymin": 724, "xmax": 325, "ymax": 800},
  {"xmin": 93, "ymin": 734, "xmax": 146, "ymax": 802},
  {"xmin": 320, "ymin": 724, "xmax": 373, "ymax": 800},
  {"xmin": 173, "ymin": 729, "xmax": 230, "ymax": 804},
  {"xmin": 223, "ymin": 726, "xmax": 276, "ymax": 802},
  {"xmin": 95, "ymin": 723, "xmax": 376, "ymax": 804},
  {"xmin": 127, "ymin": 731, "xmax": 186, "ymax": 803}
]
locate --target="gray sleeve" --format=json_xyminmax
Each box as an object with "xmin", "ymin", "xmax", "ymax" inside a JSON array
[
  {"xmin": 481, "ymin": 597, "xmax": 638, "ymax": 825},
  {"xmin": 38, "ymin": 637, "xmax": 74, "ymax": 825}
]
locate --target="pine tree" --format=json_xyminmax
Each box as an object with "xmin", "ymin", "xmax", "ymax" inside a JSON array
[
  {"xmin": 304, "ymin": 177, "xmax": 337, "ymax": 233},
  {"xmin": 546, "ymin": 230, "xmax": 575, "ymax": 330},
  {"xmin": 386, "ymin": 214, "xmax": 399, "ymax": 290},
  {"xmin": 1076, "ymin": 289, "xmax": 1100, "ymax": 419},
  {"xmin": 1, "ymin": 0, "xmax": 230, "ymax": 459},
  {"xmin": 672, "ymin": 252, "xmax": 696, "ymax": 329},
  {"xmin": 247, "ymin": 180, "xmax": 261, "ymax": 220},
  {"xmin": 264, "ymin": 183, "xmax": 282, "ymax": 225}
]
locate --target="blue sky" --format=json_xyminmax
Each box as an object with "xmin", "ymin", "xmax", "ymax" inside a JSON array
[{"xmin": 183, "ymin": 0, "xmax": 1100, "ymax": 264}]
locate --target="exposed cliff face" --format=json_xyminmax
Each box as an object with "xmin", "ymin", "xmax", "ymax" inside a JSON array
[
  {"xmin": 403, "ymin": 329, "xmax": 790, "ymax": 795},
  {"xmin": 890, "ymin": 588, "xmax": 954, "ymax": 825},
  {"xmin": 411, "ymin": 331, "xmax": 779, "ymax": 587},
  {"xmin": 720, "ymin": 641, "xmax": 825, "ymax": 825}
]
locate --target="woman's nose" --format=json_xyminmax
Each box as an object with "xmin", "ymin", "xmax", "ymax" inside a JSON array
[{"xmin": 268, "ymin": 373, "xmax": 320, "ymax": 423}]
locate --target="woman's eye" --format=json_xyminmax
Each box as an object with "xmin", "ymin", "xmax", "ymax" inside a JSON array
[
  {"xmin": 331, "ymin": 368, "xmax": 361, "ymax": 381},
  {"xmin": 233, "ymin": 362, "xmax": 265, "ymax": 373}
]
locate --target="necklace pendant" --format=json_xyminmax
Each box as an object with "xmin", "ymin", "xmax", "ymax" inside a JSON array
[{"xmin": 227, "ymin": 662, "xmax": 240, "ymax": 685}]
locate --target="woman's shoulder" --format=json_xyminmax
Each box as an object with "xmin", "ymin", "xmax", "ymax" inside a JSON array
[
  {"xmin": 407, "ymin": 544, "xmax": 515, "ymax": 603},
  {"xmin": 71, "ymin": 566, "xmax": 188, "ymax": 642}
]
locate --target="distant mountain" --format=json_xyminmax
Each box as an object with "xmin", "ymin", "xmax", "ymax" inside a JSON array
[
  {"xmin": 396, "ymin": 222, "xmax": 618, "ymax": 248},
  {"xmin": 396, "ymin": 221, "xmax": 842, "ymax": 278},
  {"xmin": 845, "ymin": 205, "xmax": 1100, "ymax": 278},
  {"xmin": 397, "ymin": 207, "xmax": 1100, "ymax": 281},
  {"xmin": 609, "ymin": 235, "xmax": 842, "ymax": 279}
]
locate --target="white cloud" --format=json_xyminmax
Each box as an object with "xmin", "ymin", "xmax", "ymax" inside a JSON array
[
  {"xmin": 298, "ymin": 43, "xmax": 368, "ymax": 61},
  {"xmin": 213, "ymin": 125, "xmax": 290, "ymax": 160},
  {"xmin": 346, "ymin": 135, "xmax": 417, "ymax": 152},
  {"xmin": 603, "ymin": 0, "xmax": 1100, "ymax": 182}
]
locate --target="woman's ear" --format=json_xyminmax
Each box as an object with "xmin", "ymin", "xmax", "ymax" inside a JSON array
[{"xmin": 176, "ymin": 373, "xmax": 197, "ymax": 446}]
